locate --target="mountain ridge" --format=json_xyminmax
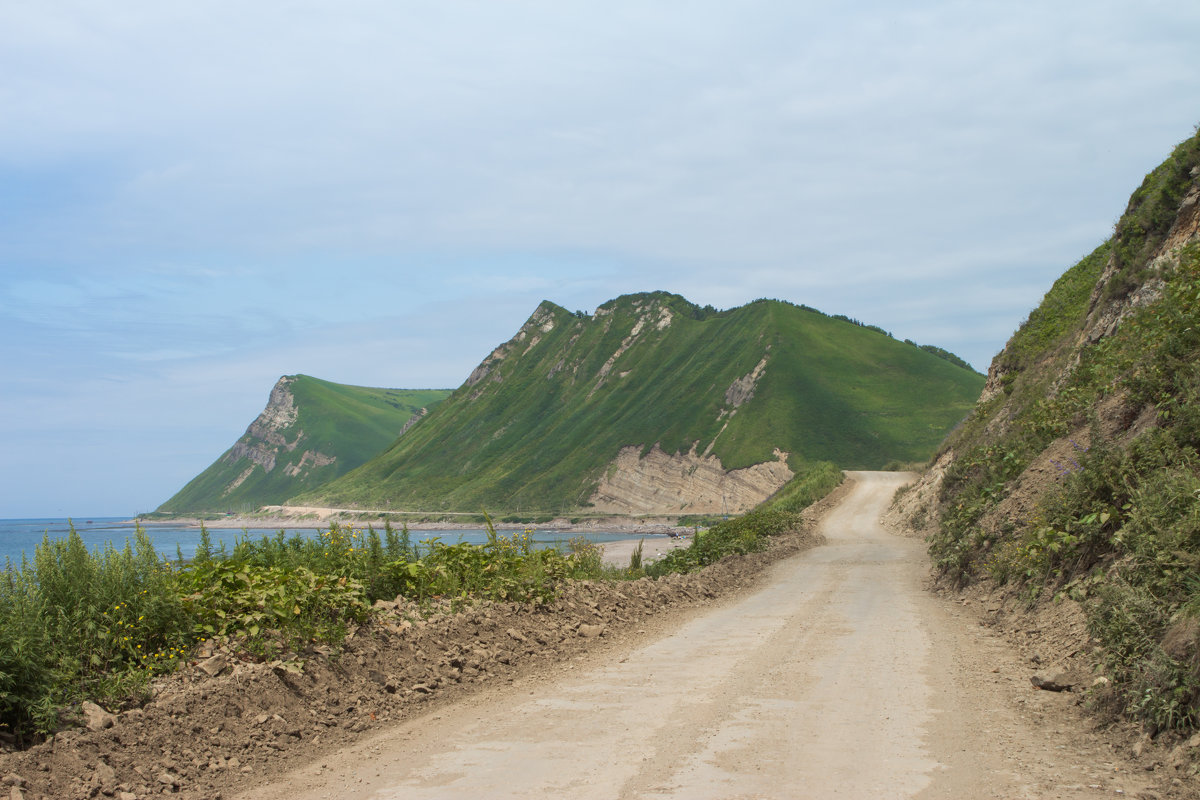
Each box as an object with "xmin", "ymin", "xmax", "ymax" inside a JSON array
[{"xmin": 295, "ymin": 291, "xmax": 984, "ymax": 516}]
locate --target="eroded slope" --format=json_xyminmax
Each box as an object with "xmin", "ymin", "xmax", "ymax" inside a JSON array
[{"xmin": 894, "ymin": 129, "xmax": 1200, "ymax": 736}]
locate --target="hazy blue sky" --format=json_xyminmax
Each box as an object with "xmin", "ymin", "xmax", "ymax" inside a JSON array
[{"xmin": 2, "ymin": 1, "xmax": 1198, "ymax": 517}]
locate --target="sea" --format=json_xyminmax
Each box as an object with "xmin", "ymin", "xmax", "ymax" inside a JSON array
[{"xmin": 0, "ymin": 517, "xmax": 638, "ymax": 567}]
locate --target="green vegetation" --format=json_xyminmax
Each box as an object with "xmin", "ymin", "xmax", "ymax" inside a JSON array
[
  {"xmin": 0, "ymin": 520, "xmax": 594, "ymax": 742},
  {"xmin": 761, "ymin": 461, "xmax": 843, "ymax": 513},
  {"xmin": 1107, "ymin": 133, "xmax": 1200, "ymax": 300},
  {"xmin": 158, "ymin": 376, "xmax": 450, "ymax": 513},
  {"xmin": 910, "ymin": 343, "xmax": 980, "ymax": 373},
  {"xmin": 928, "ymin": 128, "xmax": 1200, "ymax": 732},
  {"xmin": 0, "ymin": 527, "xmax": 193, "ymax": 744},
  {"xmin": 300, "ymin": 293, "xmax": 980, "ymax": 514}
]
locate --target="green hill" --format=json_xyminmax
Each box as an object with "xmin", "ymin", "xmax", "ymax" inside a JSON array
[
  {"xmin": 907, "ymin": 128, "xmax": 1200, "ymax": 732},
  {"xmin": 157, "ymin": 376, "xmax": 450, "ymax": 513},
  {"xmin": 296, "ymin": 293, "xmax": 984, "ymax": 516}
]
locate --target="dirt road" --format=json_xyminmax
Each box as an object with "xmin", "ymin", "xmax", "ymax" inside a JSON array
[{"xmin": 247, "ymin": 472, "xmax": 1163, "ymax": 799}]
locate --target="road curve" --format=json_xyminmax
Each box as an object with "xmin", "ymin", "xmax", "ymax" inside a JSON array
[{"xmin": 246, "ymin": 472, "xmax": 1151, "ymax": 800}]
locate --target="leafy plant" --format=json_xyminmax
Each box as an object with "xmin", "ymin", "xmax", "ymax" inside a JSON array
[{"xmin": 180, "ymin": 561, "xmax": 371, "ymax": 661}]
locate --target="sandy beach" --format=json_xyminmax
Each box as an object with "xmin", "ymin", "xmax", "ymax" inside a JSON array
[
  {"xmin": 597, "ymin": 533, "xmax": 692, "ymax": 566},
  {"xmin": 139, "ymin": 505, "xmax": 697, "ymax": 536}
]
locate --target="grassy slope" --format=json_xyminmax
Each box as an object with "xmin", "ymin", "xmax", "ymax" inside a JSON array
[
  {"xmin": 157, "ymin": 377, "xmax": 450, "ymax": 513},
  {"xmin": 301, "ymin": 293, "xmax": 983, "ymax": 514},
  {"xmin": 927, "ymin": 129, "xmax": 1200, "ymax": 732}
]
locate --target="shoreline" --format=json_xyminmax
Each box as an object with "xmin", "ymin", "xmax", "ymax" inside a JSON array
[
  {"xmin": 133, "ymin": 508, "xmax": 703, "ymax": 568},
  {"xmin": 134, "ymin": 511, "xmax": 702, "ymax": 537}
]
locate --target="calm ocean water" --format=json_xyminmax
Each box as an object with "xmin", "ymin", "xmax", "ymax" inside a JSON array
[{"xmin": 0, "ymin": 518, "xmax": 637, "ymax": 566}]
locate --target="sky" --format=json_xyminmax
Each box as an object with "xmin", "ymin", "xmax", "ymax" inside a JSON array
[{"xmin": 2, "ymin": 1, "xmax": 1198, "ymax": 517}]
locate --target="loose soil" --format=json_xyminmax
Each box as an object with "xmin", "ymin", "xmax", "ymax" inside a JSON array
[{"xmin": 5, "ymin": 473, "xmax": 1197, "ymax": 798}]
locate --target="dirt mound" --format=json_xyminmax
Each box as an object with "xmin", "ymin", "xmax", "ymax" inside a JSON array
[
  {"xmin": 0, "ymin": 526, "xmax": 821, "ymax": 799},
  {"xmin": 881, "ymin": 456, "xmax": 948, "ymax": 537}
]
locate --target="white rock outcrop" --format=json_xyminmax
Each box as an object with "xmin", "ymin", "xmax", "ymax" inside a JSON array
[{"xmin": 588, "ymin": 445, "xmax": 794, "ymax": 516}]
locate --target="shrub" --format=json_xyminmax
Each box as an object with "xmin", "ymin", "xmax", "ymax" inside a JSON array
[{"xmin": 0, "ymin": 525, "xmax": 192, "ymax": 741}]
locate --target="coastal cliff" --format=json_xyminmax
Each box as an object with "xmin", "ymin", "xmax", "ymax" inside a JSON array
[{"xmin": 156, "ymin": 377, "xmax": 449, "ymax": 513}]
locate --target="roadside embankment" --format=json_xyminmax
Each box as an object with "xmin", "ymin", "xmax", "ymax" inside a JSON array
[{"xmin": 0, "ymin": 506, "xmax": 826, "ymax": 799}]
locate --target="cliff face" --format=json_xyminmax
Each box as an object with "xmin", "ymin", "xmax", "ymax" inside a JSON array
[
  {"xmin": 588, "ymin": 445, "xmax": 794, "ymax": 516},
  {"xmin": 225, "ymin": 377, "xmax": 306, "ymax": 476},
  {"xmin": 896, "ymin": 145, "xmax": 1200, "ymax": 540},
  {"xmin": 157, "ymin": 377, "xmax": 450, "ymax": 513}
]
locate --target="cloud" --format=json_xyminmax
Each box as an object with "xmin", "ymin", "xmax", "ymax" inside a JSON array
[{"xmin": 2, "ymin": 0, "xmax": 1199, "ymax": 513}]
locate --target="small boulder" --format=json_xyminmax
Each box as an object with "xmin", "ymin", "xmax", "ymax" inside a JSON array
[
  {"xmin": 1161, "ymin": 618, "xmax": 1200, "ymax": 661},
  {"xmin": 1168, "ymin": 745, "xmax": 1192, "ymax": 771},
  {"xmin": 578, "ymin": 624, "xmax": 605, "ymax": 639},
  {"xmin": 81, "ymin": 701, "xmax": 116, "ymax": 731},
  {"xmin": 1133, "ymin": 735, "xmax": 1152, "ymax": 759},
  {"xmin": 1030, "ymin": 671, "xmax": 1080, "ymax": 692},
  {"xmin": 94, "ymin": 760, "xmax": 117, "ymax": 788},
  {"xmin": 198, "ymin": 653, "xmax": 228, "ymax": 677}
]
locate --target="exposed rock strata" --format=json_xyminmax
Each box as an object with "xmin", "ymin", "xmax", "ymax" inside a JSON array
[
  {"xmin": 219, "ymin": 378, "xmax": 336, "ymax": 491},
  {"xmin": 724, "ymin": 352, "xmax": 769, "ymax": 408},
  {"xmin": 397, "ymin": 407, "xmax": 429, "ymax": 436},
  {"xmin": 225, "ymin": 377, "xmax": 302, "ymax": 473},
  {"xmin": 466, "ymin": 305, "xmax": 558, "ymax": 394},
  {"xmin": 283, "ymin": 450, "xmax": 336, "ymax": 478},
  {"xmin": 590, "ymin": 300, "xmax": 674, "ymax": 397},
  {"xmin": 588, "ymin": 445, "xmax": 793, "ymax": 515}
]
